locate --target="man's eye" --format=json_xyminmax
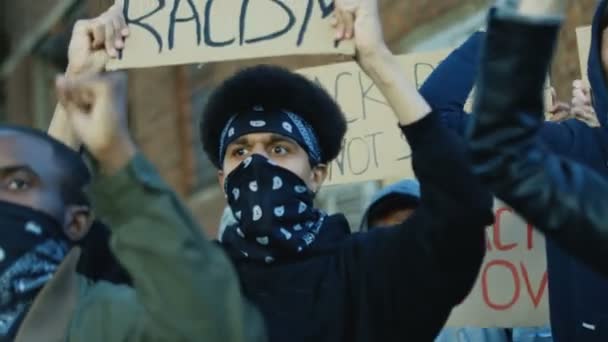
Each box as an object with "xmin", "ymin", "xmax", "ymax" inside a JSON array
[
  {"xmin": 233, "ymin": 148, "xmax": 248, "ymax": 157},
  {"xmin": 7, "ymin": 179, "xmax": 30, "ymax": 191},
  {"xmin": 273, "ymin": 146, "xmax": 289, "ymax": 155}
]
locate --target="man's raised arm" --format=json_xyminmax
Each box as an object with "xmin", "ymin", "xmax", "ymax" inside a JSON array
[
  {"xmin": 329, "ymin": 2, "xmax": 493, "ymax": 339},
  {"xmin": 468, "ymin": 0, "xmax": 608, "ymax": 276},
  {"xmin": 48, "ymin": 3, "xmax": 128, "ymax": 149},
  {"xmin": 56, "ymin": 71, "xmax": 266, "ymax": 341}
]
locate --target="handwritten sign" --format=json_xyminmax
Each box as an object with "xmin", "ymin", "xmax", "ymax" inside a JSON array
[
  {"xmin": 107, "ymin": 0, "xmax": 354, "ymax": 70},
  {"xmin": 298, "ymin": 51, "xmax": 449, "ymax": 185},
  {"xmin": 577, "ymin": 26, "xmax": 592, "ymax": 81},
  {"xmin": 302, "ymin": 50, "xmax": 554, "ymax": 186},
  {"xmin": 445, "ymin": 202, "xmax": 549, "ymax": 328}
]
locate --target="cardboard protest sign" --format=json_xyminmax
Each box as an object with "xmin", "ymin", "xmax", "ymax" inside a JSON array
[
  {"xmin": 577, "ymin": 26, "xmax": 592, "ymax": 81},
  {"xmin": 445, "ymin": 201, "xmax": 549, "ymax": 327},
  {"xmin": 107, "ymin": 0, "xmax": 354, "ymax": 70},
  {"xmin": 297, "ymin": 51, "xmax": 449, "ymax": 185},
  {"xmin": 300, "ymin": 51, "xmax": 553, "ymax": 186}
]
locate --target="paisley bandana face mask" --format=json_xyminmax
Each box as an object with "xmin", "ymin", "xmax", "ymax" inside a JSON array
[
  {"xmin": 0, "ymin": 201, "xmax": 68, "ymax": 339},
  {"xmin": 221, "ymin": 155, "xmax": 327, "ymax": 264}
]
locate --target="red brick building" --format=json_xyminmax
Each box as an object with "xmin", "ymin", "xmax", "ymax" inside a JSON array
[{"xmin": 0, "ymin": 0, "xmax": 598, "ymax": 236}]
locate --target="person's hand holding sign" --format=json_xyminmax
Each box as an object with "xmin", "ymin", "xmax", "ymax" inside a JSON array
[
  {"xmin": 56, "ymin": 72, "xmax": 137, "ymax": 175},
  {"xmin": 333, "ymin": 0, "xmax": 432, "ymax": 126},
  {"xmin": 49, "ymin": 2, "xmax": 129, "ymax": 150},
  {"xmin": 332, "ymin": 0, "xmax": 384, "ymax": 58},
  {"xmin": 66, "ymin": 2, "xmax": 129, "ymax": 76}
]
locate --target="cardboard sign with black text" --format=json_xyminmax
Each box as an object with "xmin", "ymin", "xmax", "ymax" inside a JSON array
[
  {"xmin": 300, "ymin": 51, "xmax": 552, "ymax": 186},
  {"xmin": 108, "ymin": 0, "xmax": 354, "ymax": 70},
  {"xmin": 297, "ymin": 51, "xmax": 449, "ymax": 185}
]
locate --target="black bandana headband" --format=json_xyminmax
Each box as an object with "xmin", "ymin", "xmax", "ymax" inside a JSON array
[{"xmin": 218, "ymin": 107, "xmax": 322, "ymax": 166}]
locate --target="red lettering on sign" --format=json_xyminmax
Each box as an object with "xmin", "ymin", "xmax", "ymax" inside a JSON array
[
  {"xmin": 521, "ymin": 263, "xmax": 548, "ymax": 308},
  {"xmin": 482, "ymin": 259, "xmax": 521, "ymax": 311},
  {"xmin": 493, "ymin": 208, "xmax": 517, "ymax": 251},
  {"xmin": 527, "ymin": 223, "xmax": 534, "ymax": 250}
]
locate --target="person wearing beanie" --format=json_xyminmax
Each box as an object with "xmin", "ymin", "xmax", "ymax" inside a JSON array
[{"xmin": 360, "ymin": 179, "xmax": 421, "ymax": 231}]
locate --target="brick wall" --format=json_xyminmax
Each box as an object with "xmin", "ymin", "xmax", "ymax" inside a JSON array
[
  {"xmin": 2, "ymin": 0, "xmax": 63, "ymax": 47},
  {"xmin": 5, "ymin": 59, "xmax": 35, "ymax": 127},
  {"xmin": 379, "ymin": 0, "xmax": 490, "ymax": 45},
  {"xmin": 128, "ymin": 67, "xmax": 191, "ymax": 194},
  {"xmin": 2, "ymin": 0, "xmax": 66, "ymax": 127},
  {"xmin": 552, "ymin": 0, "xmax": 598, "ymax": 100}
]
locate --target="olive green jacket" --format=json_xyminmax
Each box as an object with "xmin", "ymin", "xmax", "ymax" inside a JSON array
[{"xmin": 14, "ymin": 154, "xmax": 266, "ymax": 342}]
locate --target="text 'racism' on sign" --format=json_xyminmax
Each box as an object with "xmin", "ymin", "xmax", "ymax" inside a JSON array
[{"xmin": 108, "ymin": 0, "xmax": 354, "ymax": 70}]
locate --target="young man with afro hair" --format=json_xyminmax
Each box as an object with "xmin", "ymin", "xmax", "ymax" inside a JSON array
[{"xmin": 200, "ymin": 0, "xmax": 494, "ymax": 341}]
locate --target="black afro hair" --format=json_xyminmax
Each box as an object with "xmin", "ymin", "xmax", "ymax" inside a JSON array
[{"xmin": 200, "ymin": 65, "xmax": 347, "ymax": 168}]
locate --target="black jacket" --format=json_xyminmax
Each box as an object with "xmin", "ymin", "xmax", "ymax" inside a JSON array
[
  {"xmin": 423, "ymin": 14, "xmax": 608, "ymax": 339},
  {"xmin": 468, "ymin": 8, "xmax": 608, "ymax": 319},
  {"xmin": 225, "ymin": 113, "xmax": 494, "ymax": 342}
]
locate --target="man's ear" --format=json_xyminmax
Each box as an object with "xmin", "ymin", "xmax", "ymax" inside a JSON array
[
  {"xmin": 309, "ymin": 164, "xmax": 328, "ymax": 194},
  {"xmin": 63, "ymin": 205, "xmax": 93, "ymax": 242}
]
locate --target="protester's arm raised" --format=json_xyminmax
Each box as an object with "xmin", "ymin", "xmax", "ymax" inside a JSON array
[
  {"xmin": 56, "ymin": 73, "xmax": 266, "ymax": 341},
  {"xmin": 420, "ymin": 28, "xmax": 600, "ymax": 160},
  {"xmin": 469, "ymin": 3, "xmax": 608, "ymax": 276},
  {"xmin": 341, "ymin": 112, "xmax": 493, "ymax": 339},
  {"xmin": 356, "ymin": 50, "xmax": 432, "ymax": 125},
  {"xmin": 334, "ymin": 0, "xmax": 431, "ymax": 125},
  {"xmin": 48, "ymin": 4, "xmax": 128, "ymax": 149},
  {"xmin": 333, "ymin": 1, "xmax": 493, "ymax": 339},
  {"xmin": 419, "ymin": 32, "xmax": 482, "ymax": 134}
]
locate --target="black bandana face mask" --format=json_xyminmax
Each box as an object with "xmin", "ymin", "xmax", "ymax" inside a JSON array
[
  {"xmin": 0, "ymin": 201, "xmax": 68, "ymax": 339},
  {"xmin": 221, "ymin": 154, "xmax": 326, "ymax": 264}
]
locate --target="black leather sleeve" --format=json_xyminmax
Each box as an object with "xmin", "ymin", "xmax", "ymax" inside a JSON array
[{"xmin": 468, "ymin": 11, "xmax": 608, "ymax": 276}]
